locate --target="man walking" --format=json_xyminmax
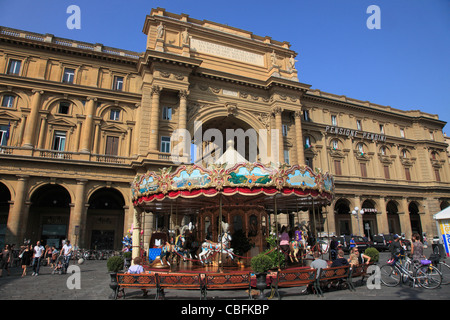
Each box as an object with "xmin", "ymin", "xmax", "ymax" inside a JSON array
[
  {"xmin": 61, "ymin": 240, "xmax": 73, "ymax": 274},
  {"xmin": 32, "ymin": 241, "xmax": 45, "ymax": 276}
]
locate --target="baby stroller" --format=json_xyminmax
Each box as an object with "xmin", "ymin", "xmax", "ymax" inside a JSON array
[{"xmin": 52, "ymin": 255, "xmax": 65, "ymax": 275}]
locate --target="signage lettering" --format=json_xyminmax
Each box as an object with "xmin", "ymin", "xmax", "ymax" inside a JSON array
[{"xmin": 325, "ymin": 126, "xmax": 386, "ymax": 142}]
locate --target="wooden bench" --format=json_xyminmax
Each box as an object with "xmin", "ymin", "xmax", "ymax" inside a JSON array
[
  {"xmin": 348, "ymin": 263, "xmax": 371, "ymax": 291},
  {"xmin": 157, "ymin": 273, "xmax": 205, "ymax": 300},
  {"xmin": 269, "ymin": 268, "xmax": 317, "ymax": 300},
  {"xmin": 315, "ymin": 265, "xmax": 351, "ymax": 297},
  {"xmin": 203, "ymin": 272, "xmax": 253, "ymax": 300},
  {"xmin": 116, "ymin": 273, "xmax": 158, "ymax": 299}
]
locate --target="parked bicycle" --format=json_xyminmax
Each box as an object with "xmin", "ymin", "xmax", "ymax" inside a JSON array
[
  {"xmin": 430, "ymin": 253, "xmax": 450, "ymax": 285},
  {"xmin": 380, "ymin": 255, "xmax": 442, "ymax": 289}
]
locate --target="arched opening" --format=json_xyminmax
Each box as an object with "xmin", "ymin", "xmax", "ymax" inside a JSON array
[
  {"xmin": 334, "ymin": 199, "xmax": 352, "ymax": 236},
  {"xmin": 361, "ymin": 199, "xmax": 378, "ymax": 240},
  {"xmin": 193, "ymin": 115, "xmax": 261, "ymax": 165},
  {"xmin": 441, "ymin": 201, "xmax": 449, "ymax": 210},
  {"xmin": 86, "ymin": 188, "xmax": 125, "ymax": 250},
  {"xmin": 386, "ymin": 200, "xmax": 401, "ymax": 235},
  {"xmin": 0, "ymin": 183, "xmax": 11, "ymax": 248},
  {"xmin": 29, "ymin": 184, "xmax": 71, "ymax": 248},
  {"xmin": 409, "ymin": 202, "xmax": 422, "ymax": 236}
]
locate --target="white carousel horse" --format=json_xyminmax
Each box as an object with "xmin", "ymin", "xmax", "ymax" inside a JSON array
[{"xmin": 199, "ymin": 222, "xmax": 234, "ymax": 263}]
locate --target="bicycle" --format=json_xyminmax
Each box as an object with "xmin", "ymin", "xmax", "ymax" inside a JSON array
[
  {"xmin": 430, "ymin": 253, "xmax": 450, "ymax": 285},
  {"xmin": 380, "ymin": 256, "xmax": 442, "ymax": 289}
]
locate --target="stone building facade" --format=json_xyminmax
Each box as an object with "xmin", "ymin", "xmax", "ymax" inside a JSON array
[{"xmin": 0, "ymin": 8, "xmax": 448, "ymax": 250}]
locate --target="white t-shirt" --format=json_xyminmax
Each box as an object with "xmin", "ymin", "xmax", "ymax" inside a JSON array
[
  {"xmin": 62, "ymin": 244, "xmax": 72, "ymax": 256},
  {"xmin": 34, "ymin": 245, "xmax": 45, "ymax": 258}
]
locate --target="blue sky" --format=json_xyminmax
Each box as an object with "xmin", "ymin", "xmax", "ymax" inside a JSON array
[{"xmin": 1, "ymin": 0, "xmax": 449, "ymax": 132}]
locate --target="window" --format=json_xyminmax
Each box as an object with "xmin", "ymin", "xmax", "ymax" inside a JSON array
[
  {"xmin": 357, "ymin": 143, "xmax": 364, "ymax": 155},
  {"xmin": 400, "ymin": 128, "xmax": 405, "ymax": 138},
  {"xmin": 380, "ymin": 146, "xmax": 386, "ymax": 155},
  {"xmin": 405, "ymin": 168, "xmax": 411, "ymax": 181},
  {"xmin": 304, "ymin": 136, "xmax": 311, "ymax": 148},
  {"xmin": 306, "ymin": 157, "xmax": 313, "ymax": 168},
  {"xmin": 435, "ymin": 169, "xmax": 441, "ymax": 182},
  {"xmin": 356, "ymin": 120, "xmax": 362, "ymax": 131},
  {"xmin": 430, "ymin": 131, "xmax": 435, "ymax": 140},
  {"xmin": 110, "ymin": 109, "xmax": 121, "ymax": 121},
  {"xmin": 379, "ymin": 124, "xmax": 384, "ymax": 134},
  {"xmin": 303, "ymin": 110, "xmax": 310, "ymax": 122},
  {"xmin": 58, "ymin": 102, "xmax": 70, "ymax": 114},
  {"xmin": 383, "ymin": 165, "xmax": 390, "ymax": 179},
  {"xmin": 334, "ymin": 160, "xmax": 342, "ymax": 175},
  {"xmin": 282, "ymin": 124, "xmax": 288, "ymax": 137},
  {"xmin": 0, "ymin": 125, "xmax": 10, "ymax": 146},
  {"xmin": 7, "ymin": 59, "xmax": 21, "ymax": 75},
  {"xmin": 332, "ymin": 140, "xmax": 339, "ymax": 150},
  {"xmin": 402, "ymin": 150, "xmax": 408, "ymax": 158},
  {"xmin": 113, "ymin": 76, "xmax": 124, "ymax": 91},
  {"xmin": 160, "ymin": 136, "xmax": 171, "ymax": 153},
  {"xmin": 360, "ymin": 163, "xmax": 367, "ymax": 178},
  {"xmin": 331, "ymin": 115, "xmax": 337, "ymax": 126},
  {"xmin": 62, "ymin": 68, "xmax": 75, "ymax": 84},
  {"xmin": 162, "ymin": 106, "xmax": 172, "ymax": 121},
  {"xmin": 1, "ymin": 95, "xmax": 15, "ymax": 108},
  {"xmin": 52, "ymin": 131, "xmax": 66, "ymax": 151},
  {"xmin": 284, "ymin": 150, "xmax": 290, "ymax": 165},
  {"xmin": 105, "ymin": 136, "xmax": 119, "ymax": 156}
]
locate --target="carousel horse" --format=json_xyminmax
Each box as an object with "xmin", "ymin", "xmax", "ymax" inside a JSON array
[
  {"xmin": 289, "ymin": 240, "xmax": 300, "ymax": 263},
  {"xmin": 200, "ymin": 222, "xmax": 234, "ymax": 262},
  {"xmin": 149, "ymin": 241, "xmax": 174, "ymax": 268},
  {"xmin": 198, "ymin": 241, "xmax": 214, "ymax": 265}
]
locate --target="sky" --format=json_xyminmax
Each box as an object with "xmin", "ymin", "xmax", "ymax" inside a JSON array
[{"xmin": 1, "ymin": 0, "xmax": 449, "ymax": 132}]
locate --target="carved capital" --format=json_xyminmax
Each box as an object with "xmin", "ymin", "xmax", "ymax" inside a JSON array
[{"xmin": 151, "ymin": 85, "xmax": 161, "ymax": 96}]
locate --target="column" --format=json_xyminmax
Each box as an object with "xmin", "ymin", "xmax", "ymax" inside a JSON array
[
  {"xmin": 22, "ymin": 90, "xmax": 43, "ymax": 148},
  {"xmin": 5, "ymin": 175, "xmax": 29, "ymax": 245},
  {"xmin": 178, "ymin": 90, "xmax": 188, "ymax": 131},
  {"xmin": 377, "ymin": 197, "xmax": 389, "ymax": 234},
  {"xmin": 132, "ymin": 207, "xmax": 142, "ymax": 260},
  {"xmin": 68, "ymin": 179, "xmax": 87, "ymax": 248},
  {"xmin": 351, "ymin": 196, "xmax": 364, "ymax": 237},
  {"xmin": 149, "ymin": 85, "xmax": 161, "ymax": 151},
  {"xmin": 37, "ymin": 116, "xmax": 47, "ymax": 149},
  {"xmin": 273, "ymin": 107, "xmax": 284, "ymax": 163},
  {"xmin": 79, "ymin": 97, "xmax": 96, "ymax": 153},
  {"xmin": 399, "ymin": 198, "xmax": 412, "ymax": 239},
  {"xmin": 177, "ymin": 90, "xmax": 189, "ymax": 162},
  {"xmin": 294, "ymin": 110, "xmax": 305, "ymax": 165}
]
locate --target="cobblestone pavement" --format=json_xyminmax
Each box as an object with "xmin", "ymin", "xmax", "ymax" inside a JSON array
[{"xmin": 0, "ymin": 249, "xmax": 448, "ymax": 301}]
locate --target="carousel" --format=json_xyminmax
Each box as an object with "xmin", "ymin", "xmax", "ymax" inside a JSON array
[{"xmin": 130, "ymin": 146, "xmax": 335, "ymax": 272}]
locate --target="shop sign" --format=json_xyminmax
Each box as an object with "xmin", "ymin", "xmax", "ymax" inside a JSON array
[{"xmin": 325, "ymin": 126, "xmax": 386, "ymax": 142}]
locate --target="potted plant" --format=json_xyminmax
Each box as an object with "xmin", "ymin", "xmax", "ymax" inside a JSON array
[
  {"xmin": 250, "ymin": 253, "xmax": 272, "ymax": 300},
  {"xmin": 107, "ymin": 256, "xmax": 124, "ymax": 299},
  {"xmin": 364, "ymin": 247, "xmax": 379, "ymax": 264}
]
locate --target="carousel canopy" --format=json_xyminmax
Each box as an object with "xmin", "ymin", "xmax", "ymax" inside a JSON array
[{"xmin": 132, "ymin": 162, "xmax": 335, "ymax": 215}]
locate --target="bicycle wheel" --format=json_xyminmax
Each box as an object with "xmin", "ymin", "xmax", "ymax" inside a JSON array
[
  {"xmin": 380, "ymin": 264, "xmax": 401, "ymax": 287},
  {"xmin": 415, "ymin": 265, "xmax": 442, "ymax": 289},
  {"xmin": 437, "ymin": 262, "xmax": 450, "ymax": 285}
]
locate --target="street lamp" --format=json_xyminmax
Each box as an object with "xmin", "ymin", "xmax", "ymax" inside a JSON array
[{"xmin": 351, "ymin": 207, "xmax": 364, "ymax": 237}]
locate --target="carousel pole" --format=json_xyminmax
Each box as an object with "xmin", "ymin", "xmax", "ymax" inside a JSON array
[
  {"xmin": 274, "ymin": 194, "xmax": 280, "ymax": 270},
  {"xmin": 311, "ymin": 196, "xmax": 317, "ymax": 246},
  {"xmin": 218, "ymin": 193, "xmax": 223, "ymax": 272}
]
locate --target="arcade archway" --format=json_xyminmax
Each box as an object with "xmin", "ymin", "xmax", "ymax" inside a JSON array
[
  {"xmin": 28, "ymin": 184, "xmax": 71, "ymax": 248},
  {"xmin": 0, "ymin": 182, "xmax": 11, "ymax": 248},
  {"xmin": 86, "ymin": 188, "xmax": 125, "ymax": 250}
]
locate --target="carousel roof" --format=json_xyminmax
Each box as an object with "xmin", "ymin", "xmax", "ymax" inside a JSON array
[{"xmin": 131, "ymin": 161, "xmax": 335, "ymax": 215}]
